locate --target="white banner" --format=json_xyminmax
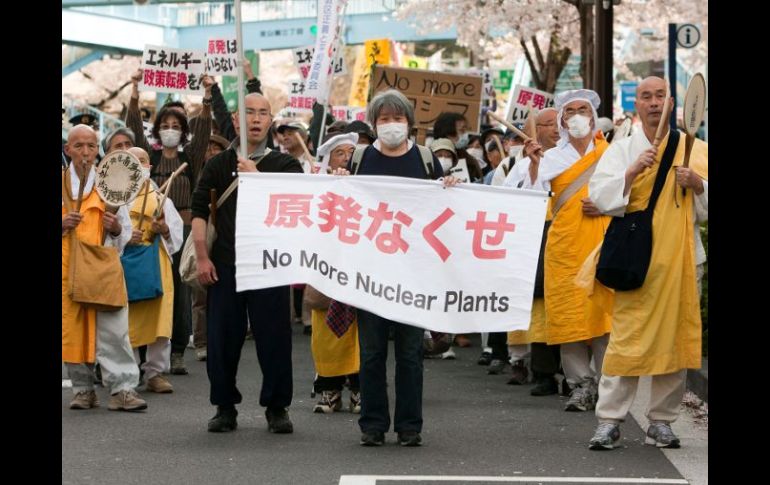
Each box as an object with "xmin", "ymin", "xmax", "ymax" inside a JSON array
[
  {"xmin": 140, "ymin": 45, "xmax": 206, "ymax": 95},
  {"xmin": 235, "ymin": 173, "xmax": 549, "ymax": 333},
  {"xmin": 293, "ymin": 44, "xmax": 346, "ymax": 80},
  {"xmin": 331, "ymin": 105, "xmax": 367, "ymax": 122},
  {"xmin": 447, "ymin": 158, "xmax": 471, "ymax": 183},
  {"xmin": 287, "ymin": 80, "xmax": 315, "ymax": 112},
  {"xmin": 506, "ymin": 84, "xmax": 554, "ymax": 124},
  {"xmin": 205, "ymin": 38, "xmax": 239, "ymax": 76},
  {"xmin": 304, "ymin": 0, "xmax": 342, "ymax": 104}
]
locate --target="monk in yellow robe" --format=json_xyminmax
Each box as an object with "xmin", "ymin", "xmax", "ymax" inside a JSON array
[
  {"xmin": 521, "ymin": 89, "xmax": 613, "ymax": 412},
  {"xmin": 62, "ymin": 125, "xmax": 147, "ymax": 412},
  {"xmin": 123, "ymin": 147, "xmax": 184, "ymax": 394},
  {"xmin": 585, "ymin": 77, "xmax": 708, "ymax": 450}
]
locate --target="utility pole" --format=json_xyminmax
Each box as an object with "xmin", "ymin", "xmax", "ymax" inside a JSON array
[{"xmin": 593, "ymin": 0, "xmax": 617, "ymax": 117}]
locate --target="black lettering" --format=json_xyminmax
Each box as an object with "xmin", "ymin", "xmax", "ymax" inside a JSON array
[
  {"xmin": 402, "ymin": 290, "xmax": 413, "ymax": 306},
  {"xmin": 263, "ymin": 249, "xmax": 278, "ymax": 269},
  {"xmin": 475, "ymin": 295, "xmax": 489, "ymax": 312},
  {"xmin": 338, "ymin": 271, "xmax": 348, "ymax": 286},
  {"xmin": 444, "ymin": 291, "xmax": 458, "ymax": 312},
  {"xmin": 462, "ymin": 294, "xmax": 475, "ymax": 312},
  {"xmin": 498, "ymin": 296, "xmax": 509, "ymax": 312},
  {"xmin": 300, "ymin": 250, "xmax": 317, "ymax": 269}
]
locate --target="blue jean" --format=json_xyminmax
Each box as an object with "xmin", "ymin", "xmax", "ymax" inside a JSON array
[{"xmin": 357, "ymin": 309, "xmax": 423, "ymax": 433}]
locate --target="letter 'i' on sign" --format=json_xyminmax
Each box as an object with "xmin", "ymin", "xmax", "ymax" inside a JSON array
[{"xmin": 676, "ymin": 23, "xmax": 701, "ymax": 49}]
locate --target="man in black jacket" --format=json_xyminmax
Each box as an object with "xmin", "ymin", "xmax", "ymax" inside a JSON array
[{"xmin": 191, "ymin": 93, "xmax": 303, "ymax": 434}]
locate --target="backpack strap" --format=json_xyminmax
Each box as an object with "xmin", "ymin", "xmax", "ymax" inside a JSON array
[
  {"xmin": 351, "ymin": 145, "xmax": 367, "ymax": 175},
  {"xmin": 416, "ymin": 144, "xmax": 435, "ymax": 179}
]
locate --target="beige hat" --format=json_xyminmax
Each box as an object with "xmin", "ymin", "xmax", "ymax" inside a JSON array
[{"xmin": 430, "ymin": 138, "xmax": 457, "ymax": 156}]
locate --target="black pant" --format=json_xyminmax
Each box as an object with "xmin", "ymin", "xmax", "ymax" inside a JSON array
[
  {"xmin": 292, "ymin": 286, "xmax": 304, "ymax": 321},
  {"xmin": 206, "ymin": 263, "xmax": 293, "ymax": 409},
  {"xmin": 531, "ymin": 342, "xmax": 561, "ymax": 377},
  {"xmin": 488, "ymin": 332, "xmax": 509, "ymax": 360},
  {"xmin": 315, "ymin": 374, "xmax": 360, "ymax": 392},
  {"xmin": 357, "ymin": 310, "xmax": 423, "ymax": 433},
  {"xmin": 171, "ymin": 225, "xmax": 192, "ymax": 354}
]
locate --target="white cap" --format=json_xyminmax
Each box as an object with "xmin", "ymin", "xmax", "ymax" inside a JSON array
[
  {"xmin": 317, "ymin": 132, "xmax": 358, "ymax": 174},
  {"xmin": 554, "ymin": 88, "xmax": 602, "ymax": 146}
]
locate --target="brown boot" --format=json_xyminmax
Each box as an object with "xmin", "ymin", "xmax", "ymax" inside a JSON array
[
  {"xmin": 70, "ymin": 390, "xmax": 99, "ymax": 410},
  {"xmin": 146, "ymin": 375, "xmax": 174, "ymax": 393},
  {"xmin": 108, "ymin": 389, "xmax": 148, "ymax": 412}
]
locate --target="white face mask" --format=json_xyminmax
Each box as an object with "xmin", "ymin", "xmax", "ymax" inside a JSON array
[
  {"xmin": 159, "ymin": 129, "xmax": 181, "ymax": 147},
  {"xmin": 438, "ymin": 157, "xmax": 453, "ymax": 173},
  {"xmin": 567, "ymin": 114, "xmax": 592, "ymax": 139},
  {"xmin": 141, "ymin": 167, "xmax": 151, "ymax": 180},
  {"xmin": 508, "ymin": 145, "xmax": 524, "ymax": 160},
  {"xmin": 355, "ymin": 143, "xmax": 369, "ymax": 151},
  {"xmin": 455, "ymin": 132, "xmax": 469, "ymax": 149},
  {"xmin": 466, "ymin": 147, "xmax": 484, "ymax": 162},
  {"xmin": 377, "ymin": 122, "xmax": 408, "ymax": 148}
]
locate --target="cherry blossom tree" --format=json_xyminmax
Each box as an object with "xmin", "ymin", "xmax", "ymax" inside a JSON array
[{"xmin": 396, "ymin": 0, "xmax": 707, "ymax": 92}]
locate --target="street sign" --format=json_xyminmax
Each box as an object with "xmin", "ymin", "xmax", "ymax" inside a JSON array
[
  {"xmin": 620, "ymin": 81, "xmax": 638, "ymax": 113},
  {"xmin": 676, "ymin": 24, "xmax": 701, "ymax": 49}
]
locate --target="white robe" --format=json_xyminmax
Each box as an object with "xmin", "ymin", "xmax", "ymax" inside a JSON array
[{"xmin": 588, "ymin": 129, "xmax": 708, "ymax": 264}]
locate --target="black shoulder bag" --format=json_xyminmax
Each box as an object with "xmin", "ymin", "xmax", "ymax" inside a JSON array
[{"xmin": 595, "ymin": 129, "xmax": 680, "ymax": 291}]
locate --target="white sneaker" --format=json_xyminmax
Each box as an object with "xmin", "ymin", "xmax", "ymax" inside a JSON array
[{"xmin": 440, "ymin": 348, "xmax": 456, "ymax": 360}]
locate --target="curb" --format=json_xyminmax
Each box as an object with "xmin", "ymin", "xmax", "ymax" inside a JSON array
[{"xmin": 686, "ymin": 357, "xmax": 708, "ymax": 403}]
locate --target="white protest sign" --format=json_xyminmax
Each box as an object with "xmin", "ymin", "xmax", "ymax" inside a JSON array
[
  {"xmin": 304, "ymin": 0, "xmax": 343, "ymax": 104},
  {"xmin": 293, "ymin": 44, "xmax": 346, "ymax": 80},
  {"xmin": 235, "ymin": 173, "xmax": 549, "ymax": 333},
  {"xmin": 331, "ymin": 106, "xmax": 367, "ymax": 123},
  {"xmin": 140, "ymin": 45, "xmax": 206, "ymax": 95},
  {"xmin": 506, "ymin": 85, "xmax": 554, "ymax": 124},
  {"xmin": 447, "ymin": 158, "xmax": 471, "ymax": 183},
  {"xmin": 287, "ymin": 80, "xmax": 315, "ymax": 112},
  {"xmin": 205, "ymin": 38, "xmax": 239, "ymax": 76}
]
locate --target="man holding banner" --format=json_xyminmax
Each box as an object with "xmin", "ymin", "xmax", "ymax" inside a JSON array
[{"xmin": 191, "ymin": 93, "xmax": 303, "ymax": 434}]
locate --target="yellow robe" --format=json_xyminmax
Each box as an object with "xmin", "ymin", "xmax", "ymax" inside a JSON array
[
  {"xmin": 311, "ymin": 309, "xmax": 359, "ymax": 377},
  {"xmin": 592, "ymin": 132, "xmax": 707, "ymax": 375},
  {"xmin": 127, "ymin": 189, "xmax": 175, "ymax": 348},
  {"xmin": 62, "ymin": 182, "xmax": 103, "ymax": 364},
  {"xmin": 508, "ymin": 204, "xmax": 553, "ymax": 346},
  {"xmin": 544, "ymin": 134, "xmax": 612, "ymax": 345}
]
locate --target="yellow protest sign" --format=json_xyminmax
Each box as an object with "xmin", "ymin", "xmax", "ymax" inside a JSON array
[{"xmin": 348, "ymin": 38, "xmax": 391, "ymax": 107}]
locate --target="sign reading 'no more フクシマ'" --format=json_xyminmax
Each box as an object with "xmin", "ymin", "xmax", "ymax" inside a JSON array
[{"xmin": 371, "ymin": 66, "xmax": 484, "ymax": 132}]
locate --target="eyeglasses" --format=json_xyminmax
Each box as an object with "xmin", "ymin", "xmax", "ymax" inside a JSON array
[
  {"xmin": 563, "ymin": 107, "xmax": 591, "ymax": 119},
  {"xmin": 245, "ymin": 109, "xmax": 271, "ymax": 118}
]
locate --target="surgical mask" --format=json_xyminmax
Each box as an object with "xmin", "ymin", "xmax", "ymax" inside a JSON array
[
  {"xmin": 438, "ymin": 157, "xmax": 453, "ymax": 173},
  {"xmin": 508, "ymin": 145, "xmax": 524, "ymax": 160},
  {"xmin": 466, "ymin": 147, "xmax": 484, "ymax": 162},
  {"xmin": 377, "ymin": 122, "xmax": 408, "ymax": 148},
  {"xmin": 567, "ymin": 114, "xmax": 592, "ymax": 139},
  {"xmin": 141, "ymin": 167, "xmax": 151, "ymax": 179},
  {"xmin": 455, "ymin": 132, "xmax": 469, "ymax": 149},
  {"xmin": 159, "ymin": 129, "xmax": 181, "ymax": 147},
  {"xmin": 355, "ymin": 143, "xmax": 369, "ymax": 151}
]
